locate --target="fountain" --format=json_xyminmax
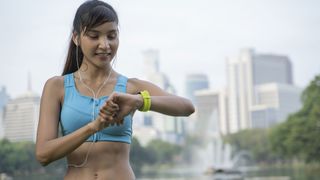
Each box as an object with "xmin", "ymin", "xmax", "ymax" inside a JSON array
[{"xmin": 189, "ymin": 108, "xmax": 244, "ymax": 179}]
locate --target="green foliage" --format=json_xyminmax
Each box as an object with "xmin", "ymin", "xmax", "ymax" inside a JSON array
[
  {"xmin": 224, "ymin": 74, "xmax": 320, "ymax": 164},
  {"xmin": 130, "ymin": 137, "xmax": 154, "ymax": 176},
  {"xmin": 270, "ymin": 75, "xmax": 320, "ymax": 163},
  {"xmin": 0, "ymin": 139, "xmax": 39, "ymax": 175},
  {"xmin": 0, "ymin": 139, "xmax": 65, "ymax": 177},
  {"xmin": 180, "ymin": 135, "xmax": 200, "ymax": 163},
  {"xmin": 223, "ymin": 129, "xmax": 278, "ymax": 163},
  {"xmin": 224, "ymin": 76, "xmax": 320, "ymax": 163},
  {"xmin": 146, "ymin": 139, "xmax": 182, "ymax": 164},
  {"xmin": 0, "ymin": 136, "xmax": 182, "ymax": 178}
]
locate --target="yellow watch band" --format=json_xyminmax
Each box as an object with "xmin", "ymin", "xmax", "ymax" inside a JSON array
[{"xmin": 139, "ymin": 90, "xmax": 151, "ymax": 112}]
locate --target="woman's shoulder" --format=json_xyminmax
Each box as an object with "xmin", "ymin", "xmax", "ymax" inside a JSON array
[
  {"xmin": 45, "ymin": 76, "xmax": 64, "ymax": 87},
  {"xmin": 43, "ymin": 76, "xmax": 65, "ymax": 95}
]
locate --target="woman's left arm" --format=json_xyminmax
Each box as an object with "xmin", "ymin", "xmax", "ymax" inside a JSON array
[
  {"xmin": 131, "ymin": 78, "xmax": 194, "ymax": 116},
  {"xmin": 104, "ymin": 78, "xmax": 195, "ymax": 124}
]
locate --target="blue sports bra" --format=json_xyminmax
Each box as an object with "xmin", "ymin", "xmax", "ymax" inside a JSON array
[{"xmin": 60, "ymin": 73, "xmax": 132, "ymax": 144}]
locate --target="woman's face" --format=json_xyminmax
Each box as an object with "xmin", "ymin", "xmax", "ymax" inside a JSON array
[{"xmin": 78, "ymin": 21, "xmax": 119, "ymax": 68}]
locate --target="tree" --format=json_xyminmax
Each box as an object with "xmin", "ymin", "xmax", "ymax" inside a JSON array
[
  {"xmin": 270, "ymin": 74, "xmax": 320, "ymax": 163},
  {"xmin": 130, "ymin": 137, "xmax": 154, "ymax": 176},
  {"xmin": 0, "ymin": 139, "xmax": 41, "ymax": 175},
  {"xmin": 223, "ymin": 129, "xmax": 277, "ymax": 164},
  {"xmin": 146, "ymin": 139, "xmax": 182, "ymax": 164}
]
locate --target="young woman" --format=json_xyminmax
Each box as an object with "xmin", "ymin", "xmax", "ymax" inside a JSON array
[{"xmin": 35, "ymin": 0, "xmax": 194, "ymax": 179}]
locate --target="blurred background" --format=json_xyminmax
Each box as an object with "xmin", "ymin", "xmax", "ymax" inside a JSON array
[{"xmin": 0, "ymin": 0, "xmax": 319, "ymax": 179}]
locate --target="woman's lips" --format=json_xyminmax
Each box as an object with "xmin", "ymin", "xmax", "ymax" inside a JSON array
[{"xmin": 96, "ymin": 53, "xmax": 111, "ymax": 60}]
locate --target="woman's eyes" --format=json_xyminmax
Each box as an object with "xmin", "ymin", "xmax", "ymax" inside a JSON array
[
  {"xmin": 88, "ymin": 34, "xmax": 99, "ymax": 39},
  {"xmin": 107, "ymin": 33, "xmax": 117, "ymax": 40},
  {"xmin": 87, "ymin": 33, "xmax": 117, "ymax": 40}
]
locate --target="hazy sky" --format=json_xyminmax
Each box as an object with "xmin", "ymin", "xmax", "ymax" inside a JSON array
[{"xmin": 0, "ymin": 0, "xmax": 319, "ymax": 98}]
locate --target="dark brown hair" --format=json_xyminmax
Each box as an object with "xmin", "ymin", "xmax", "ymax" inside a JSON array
[{"xmin": 62, "ymin": 0, "xmax": 118, "ymax": 75}]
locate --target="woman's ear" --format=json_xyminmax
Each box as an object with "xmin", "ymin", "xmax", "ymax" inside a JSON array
[{"xmin": 72, "ymin": 32, "xmax": 79, "ymax": 46}]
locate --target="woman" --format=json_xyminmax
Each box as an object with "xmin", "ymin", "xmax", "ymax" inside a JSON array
[{"xmin": 35, "ymin": 0, "xmax": 195, "ymax": 179}]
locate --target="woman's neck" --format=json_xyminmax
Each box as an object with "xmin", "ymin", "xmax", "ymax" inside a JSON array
[{"xmin": 77, "ymin": 64, "xmax": 114, "ymax": 83}]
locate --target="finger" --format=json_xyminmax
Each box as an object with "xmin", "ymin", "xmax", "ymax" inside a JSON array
[
  {"xmin": 100, "ymin": 109, "xmax": 112, "ymax": 116},
  {"xmin": 109, "ymin": 104, "xmax": 120, "ymax": 112},
  {"xmin": 99, "ymin": 112, "xmax": 114, "ymax": 123},
  {"xmin": 101, "ymin": 102, "xmax": 119, "ymax": 111},
  {"xmin": 106, "ymin": 116, "xmax": 114, "ymax": 125},
  {"xmin": 101, "ymin": 99, "xmax": 114, "ymax": 107},
  {"xmin": 107, "ymin": 99, "xmax": 118, "ymax": 107},
  {"xmin": 100, "ymin": 109, "xmax": 117, "ymax": 119},
  {"xmin": 98, "ymin": 113, "xmax": 108, "ymax": 122},
  {"xmin": 100, "ymin": 104, "xmax": 118, "ymax": 113}
]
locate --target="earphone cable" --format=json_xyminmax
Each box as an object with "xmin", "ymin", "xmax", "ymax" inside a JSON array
[{"xmin": 68, "ymin": 45, "xmax": 115, "ymax": 168}]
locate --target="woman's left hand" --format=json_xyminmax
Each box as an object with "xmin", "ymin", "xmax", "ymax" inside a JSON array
[{"xmin": 105, "ymin": 92, "xmax": 143, "ymax": 126}]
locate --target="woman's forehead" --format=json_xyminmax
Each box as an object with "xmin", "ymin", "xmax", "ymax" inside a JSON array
[{"xmin": 86, "ymin": 22, "xmax": 118, "ymax": 33}]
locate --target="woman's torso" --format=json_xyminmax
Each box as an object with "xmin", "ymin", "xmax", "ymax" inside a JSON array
[
  {"xmin": 64, "ymin": 142, "xmax": 135, "ymax": 180},
  {"xmin": 59, "ymin": 72, "xmax": 135, "ymax": 180}
]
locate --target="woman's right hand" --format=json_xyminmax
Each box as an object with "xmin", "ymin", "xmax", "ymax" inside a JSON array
[{"xmin": 88, "ymin": 99, "xmax": 120, "ymax": 132}]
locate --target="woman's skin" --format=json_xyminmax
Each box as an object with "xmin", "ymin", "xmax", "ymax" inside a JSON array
[{"xmin": 36, "ymin": 22, "xmax": 195, "ymax": 180}]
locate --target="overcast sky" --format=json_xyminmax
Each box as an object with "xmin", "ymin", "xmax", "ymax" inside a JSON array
[{"xmin": 0, "ymin": 0, "xmax": 319, "ymax": 98}]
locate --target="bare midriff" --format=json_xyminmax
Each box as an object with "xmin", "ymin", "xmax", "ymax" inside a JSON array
[{"xmin": 64, "ymin": 141, "xmax": 135, "ymax": 180}]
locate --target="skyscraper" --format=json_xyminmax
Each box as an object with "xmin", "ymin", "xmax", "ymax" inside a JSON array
[
  {"xmin": 134, "ymin": 49, "xmax": 184, "ymax": 145},
  {"xmin": 227, "ymin": 48, "xmax": 300, "ymax": 133},
  {"xmin": 251, "ymin": 83, "xmax": 302, "ymax": 128},
  {"xmin": 185, "ymin": 74, "xmax": 209, "ymax": 103},
  {"xmin": 3, "ymin": 91, "xmax": 40, "ymax": 142},
  {"xmin": 3, "ymin": 73, "xmax": 40, "ymax": 142},
  {"xmin": 0, "ymin": 86, "xmax": 10, "ymax": 139},
  {"xmin": 0, "ymin": 86, "xmax": 10, "ymax": 108}
]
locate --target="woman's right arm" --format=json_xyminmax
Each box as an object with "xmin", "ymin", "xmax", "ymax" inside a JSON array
[{"xmin": 35, "ymin": 77, "xmax": 97, "ymax": 166}]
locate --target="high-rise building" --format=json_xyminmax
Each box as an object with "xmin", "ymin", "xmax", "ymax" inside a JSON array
[
  {"xmin": 227, "ymin": 49, "xmax": 254, "ymax": 133},
  {"xmin": 3, "ymin": 73, "xmax": 40, "ymax": 142},
  {"xmin": 252, "ymin": 54, "xmax": 292, "ymax": 85},
  {"xmin": 185, "ymin": 74, "xmax": 209, "ymax": 103},
  {"xmin": 3, "ymin": 91, "xmax": 40, "ymax": 142},
  {"xmin": 143, "ymin": 49, "xmax": 172, "ymax": 91},
  {"xmin": 226, "ymin": 48, "xmax": 300, "ymax": 133},
  {"xmin": 0, "ymin": 86, "xmax": 10, "ymax": 108},
  {"xmin": 133, "ymin": 49, "xmax": 184, "ymax": 145},
  {"xmin": 186, "ymin": 48, "xmax": 301, "ymax": 169},
  {"xmin": 251, "ymin": 83, "xmax": 302, "ymax": 128},
  {"xmin": 0, "ymin": 86, "xmax": 10, "ymax": 139}
]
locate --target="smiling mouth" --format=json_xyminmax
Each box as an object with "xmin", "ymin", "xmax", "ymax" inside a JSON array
[
  {"xmin": 95, "ymin": 53, "xmax": 112, "ymax": 61},
  {"xmin": 96, "ymin": 53, "xmax": 112, "ymax": 56}
]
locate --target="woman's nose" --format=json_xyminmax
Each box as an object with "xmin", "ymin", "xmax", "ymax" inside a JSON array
[{"xmin": 99, "ymin": 37, "xmax": 110, "ymax": 49}]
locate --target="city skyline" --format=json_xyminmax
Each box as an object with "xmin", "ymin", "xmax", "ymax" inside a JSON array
[
  {"xmin": 193, "ymin": 49, "xmax": 302, "ymax": 136},
  {"xmin": 0, "ymin": 0, "xmax": 319, "ymax": 98}
]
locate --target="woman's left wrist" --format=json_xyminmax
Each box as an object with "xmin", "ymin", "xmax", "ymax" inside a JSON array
[{"xmin": 135, "ymin": 94, "xmax": 144, "ymax": 111}]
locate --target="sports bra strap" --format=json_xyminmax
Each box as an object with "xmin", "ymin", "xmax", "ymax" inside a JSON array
[
  {"xmin": 114, "ymin": 75, "xmax": 128, "ymax": 93},
  {"xmin": 64, "ymin": 73, "xmax": 74, "ymax": 88}
]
